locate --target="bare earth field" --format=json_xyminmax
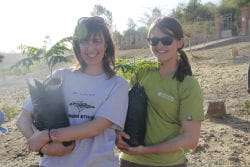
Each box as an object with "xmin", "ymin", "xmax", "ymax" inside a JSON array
[{"xmin": 0, "ymin": 41, "xmax": 250, "ymax": 167}]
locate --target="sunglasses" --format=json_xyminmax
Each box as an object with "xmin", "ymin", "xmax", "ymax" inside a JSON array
[
  {"xmin": 77, "ymin": 16, "xmax": 105, "ymax": 25},
  {"xmin": 147, "ymin": 36, "xmax": 174, "ymax": 46}
]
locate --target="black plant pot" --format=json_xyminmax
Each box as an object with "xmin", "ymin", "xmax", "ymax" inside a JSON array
[
  {"xmin": 123, "ymin": 82, "xmax": 147, "ymax": 147},
  {"xmin": 28, "ymin": 77, "xmax": 73, "ymax": 147}
]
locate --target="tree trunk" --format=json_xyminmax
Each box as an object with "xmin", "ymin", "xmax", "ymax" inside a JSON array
[{"xmin": 206, "ymin": 100, "xmax": 226, "ymax": 119}]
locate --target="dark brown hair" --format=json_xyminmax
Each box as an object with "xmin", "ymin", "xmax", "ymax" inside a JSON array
[
  {"xmin": 72, "ymin": 16, "xmax": 115, "ymax": 78},
  {"xmin": 148, "ymin": 16, "xmax": 192, "ymax": 82}
]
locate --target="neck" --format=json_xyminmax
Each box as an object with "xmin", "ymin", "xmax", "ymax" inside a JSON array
[
  {"xmin": 159, "ymin": 61, "xmax": 177, "ymax": 78},
  {"xmin": 83, "ymin": 65, "xmax": 104, "ymax": 76}
]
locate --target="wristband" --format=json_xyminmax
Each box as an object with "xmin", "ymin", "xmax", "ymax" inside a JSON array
[
  {"xmin": 48, "ymin": 129, "xmax": 52, "ymax": 141},
  {"xmin": 38, "ymin": 146, "xmax": 44, "ymax": 157}
]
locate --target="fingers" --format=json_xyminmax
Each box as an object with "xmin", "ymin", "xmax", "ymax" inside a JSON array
[
  {"xmin": 66, "ymin": 142, "xmax": 75, "ymax": 151},
  {"xmin": 116, "ymin": 131, "xmax": 130, "ymax": 150},
  {"xmin": 41, "ymin": 142, "xmax": 75, "ymax": 156},
  {"xmin": 57, "ymin": 142, "xmax": 75, "ymax": 156},
  {"xmin": 126, "ymin": 145, "xmax": 146, "ymax": 155},
  {"xmin": 117, "ymin": 130, "xmax": 130, "ymax": 140},
  {"xmin": 116, "ymin": 141, "xmax": 129, "ymax": 150},
  {"xmin": 27, "ymin": 136, "xmax": 45, "ymax": 152},
  {"xmin": 118, "ymin": 146, "xmax": 137, "ymax": 155}
]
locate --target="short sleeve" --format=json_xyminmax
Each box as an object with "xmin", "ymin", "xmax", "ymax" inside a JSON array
[
  {"xmin": 21, "ymin": 97, "xmax": 34, "ymax": 113},
  {"xmin": 50, "ymin": 68, "xmax": 70, "ymax": 79},
  {"xmin": 179, "ymin": 76, "xmax": 204, "ymax": 121},
  {"xmin": 129, "ymin": 63, "xmax": 159, "ymax": 87},
  {"xmin": 95, "ymin": 79, "xmax": 129, "ymax": 130}
]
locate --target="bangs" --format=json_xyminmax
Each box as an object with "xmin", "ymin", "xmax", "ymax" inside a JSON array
[{"xmin": 74, "ymin": 21, "xmax": 105, "ymax": 42}]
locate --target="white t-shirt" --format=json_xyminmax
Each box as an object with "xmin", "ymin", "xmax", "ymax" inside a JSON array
[{"xmin": 22, "ymin": 68, "xmax": 129, "ymax": 167}]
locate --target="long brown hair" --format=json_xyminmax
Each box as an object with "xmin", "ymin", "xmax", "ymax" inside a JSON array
[
  {"xmin": 148, "ymin": 16, "xmax": 192, "ymax": 82},
  {"xmin": 72, "ymin": 16, "xmax": 116, "ymax": 78}
]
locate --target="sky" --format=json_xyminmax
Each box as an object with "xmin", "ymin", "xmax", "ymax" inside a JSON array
[{"xmin": 0, "ymin": 0, "xmax": 221, "ymax": 52}]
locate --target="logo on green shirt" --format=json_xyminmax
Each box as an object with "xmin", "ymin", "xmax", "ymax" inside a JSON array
[{"xmin": 157, "ymin": 92, "xmax": 174, "ymax": 102}]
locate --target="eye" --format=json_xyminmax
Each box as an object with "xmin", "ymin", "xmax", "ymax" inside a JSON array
[
  {"xmin": 161, "ymin": 37, "xmax": 173, "ymax": 45},
  {"xmin": 79, "ymin": 39, "xmax": 88, "ymax": 45},
  {"xmin": 93, "ymin": 38, "xmax": 102, "ymax": 43},
  {"xmin": 150, "ymin": 37, "xmax": 159, "ymax": 43},
  {"xmin": 147, "ymin": 37, "xmax": 159, "ymax": 46}
]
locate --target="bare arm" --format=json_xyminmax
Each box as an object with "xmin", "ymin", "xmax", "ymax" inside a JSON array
[
  {"xmin": 40, "ymin": 142, "xmax": 75, "ymax": 156},
  {"xmin": 28, "ymin": 116, "xmax": 113, "ymax": 151},
  {"xmin": 16, "ymin": 110, "xmax": 74, "ymax": 156},
  {"xmin": 54, "ymin": 117, "xmax": 112, "ymax": 142},
  {"xmin": 120, "ymin": 121, "xmax": 201, "ymax": 155},
  {"xmin": 16, "ymin": 110, "xmax": 34, "ymax": 139}
]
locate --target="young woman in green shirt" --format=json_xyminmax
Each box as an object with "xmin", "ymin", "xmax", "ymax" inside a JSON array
[{"xmin": 116, "ymin": 16, "xmax": 204, "ymax": 167}]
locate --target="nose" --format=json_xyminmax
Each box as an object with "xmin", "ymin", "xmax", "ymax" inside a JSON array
[
  {"xmin": 86, "ymin": 45, "xmax": 96, "ymax": 53},
  {"xmin": 82, "ymin": 43, "xmax": 96, "ymax": 52}
]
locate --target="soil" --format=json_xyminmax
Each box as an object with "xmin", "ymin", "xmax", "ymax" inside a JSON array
[{"xmin": 0, "ymin": 41, "xmax": 250, "ymax": 167}]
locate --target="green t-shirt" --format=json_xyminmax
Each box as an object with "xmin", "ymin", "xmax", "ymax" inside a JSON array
[{"xmin": 121, "ymin": 66, "xmax": 204, "ymax": 166}]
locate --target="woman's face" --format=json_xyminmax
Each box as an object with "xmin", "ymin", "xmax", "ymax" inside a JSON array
[
  {"xmin": 149, "ymin": 27, "xmax": 183, "ymax": 66},
  {"xmin": 79, "ymin": 32, "xmax": 106, "ymax": 68}
]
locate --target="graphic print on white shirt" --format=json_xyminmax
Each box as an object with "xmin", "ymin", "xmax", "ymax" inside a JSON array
[{"xmin": 69, "ymin": 101, "xmax": 95, "ymax": 116}]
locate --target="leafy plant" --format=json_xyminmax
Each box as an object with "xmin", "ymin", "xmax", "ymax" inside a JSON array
[
  {"xmin": 10, "ymin": 36, "xmax": 73, "ymax": 76},
  {"xmin": 115, "ymin": 58, "xmax": 158, "ymax": 80}
]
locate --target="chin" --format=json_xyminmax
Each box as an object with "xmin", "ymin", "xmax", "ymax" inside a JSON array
[{"xmin": 157, "ymin": 57, "xmax": 167, "ymax": 63}]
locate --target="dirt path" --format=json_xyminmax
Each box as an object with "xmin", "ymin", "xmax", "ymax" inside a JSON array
[{"xmin": 0, "ymin": 42, "xmax": 250, "ymax": 167}]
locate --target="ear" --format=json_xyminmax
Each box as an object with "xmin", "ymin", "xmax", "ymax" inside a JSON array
[{"xmin": 177, "ymin": 38, "xmax": 184, "ymax": 49}]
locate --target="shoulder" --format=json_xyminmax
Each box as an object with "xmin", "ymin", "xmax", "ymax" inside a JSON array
[
  {"xmin": 178, "ymin": 75, "xmax": 202, "ymax": 94},
  {"xmin": 52, "ymin": 68, "xmax": 74, "ymax": 78},
  {"xmin": 131, "ymin": 61, "xmax": 159, "ymax": 84},
  {"xmin": 180, "ymin": 75, "xmax": 200, "ymax": 87},
  {"xmin": 111, "ymin": 75, "xmax": 129, "ymax": 89}
]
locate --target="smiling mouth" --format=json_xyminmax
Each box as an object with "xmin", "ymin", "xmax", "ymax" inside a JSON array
[
  {"xmin": 155, "ymin": 50, "xmax": 167, "ymax": 56},
  {"xmin": 158, "ymin": 50, "xmax": 167, "ymax": 53},
  {"xmin": 87, "ymin": 54, "xmax": 96, "ymax": 58}
]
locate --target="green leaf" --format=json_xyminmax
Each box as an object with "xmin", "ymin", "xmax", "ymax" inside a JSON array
[
  {"xmin": 18, "ymin": 44, "xmax": 44, "ymax": 59},
  {"xmin": 10, "ymin": 57, "xmax": 38, "ymax": 71},
  {"xmin": 48, "ymin": 56, "xmax": 72, "ymax": 69},
  {"xmin": 13, "ymin": 36, "xmax": 73, "ymax": 76}
]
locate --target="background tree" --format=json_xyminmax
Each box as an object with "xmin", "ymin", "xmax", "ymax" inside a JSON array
[
  {"xmin": 91, "ymin": 4, "xmax": 113, "ymax": 27},
  {"xmin": 127, "ymin": 18, "xmax": 136, "ymax": 30},
  {"xmin": 171, "ymin": 4, "xmax": 186, "ymax": 22},
  {"xmin": 217, "ymin": 0, "xmax": 250, "ymax": 35},
  {"xmin": 124, "ymin": 18, "xmax": 137, "ymax": 36},
  {"xmin": 139, "ymin": 7, "xmax": 162, "ymax": 27},
  {"xmin": 11, "ymin": 36, "xmax": 72, "ymax": 76}
]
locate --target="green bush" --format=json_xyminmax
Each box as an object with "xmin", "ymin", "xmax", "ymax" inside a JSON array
[{"xmin": 115, "ymin": 58, "xmax": 158, "ymax": 80}]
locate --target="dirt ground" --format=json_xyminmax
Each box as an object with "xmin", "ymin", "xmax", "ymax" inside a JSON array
[{"xmin": 0, "ymin": 41, "xmax": 250, "ymax": 167}]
